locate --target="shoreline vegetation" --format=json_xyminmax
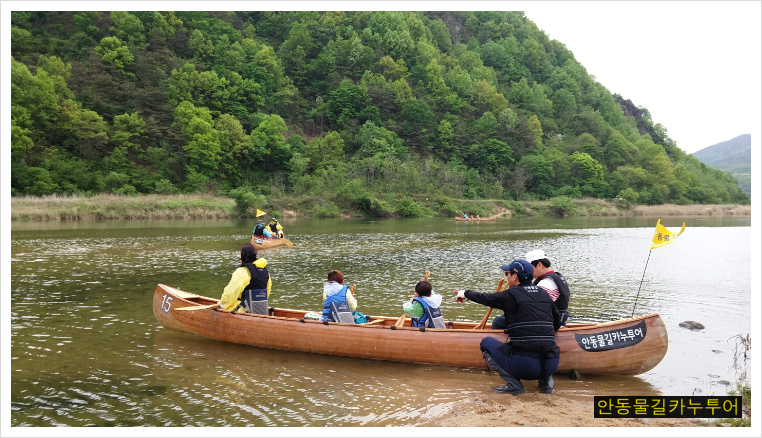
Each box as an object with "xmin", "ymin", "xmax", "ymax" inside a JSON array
[{"xmin": 10, "ymin": 193, "xmax": 751, "ymax": 222}]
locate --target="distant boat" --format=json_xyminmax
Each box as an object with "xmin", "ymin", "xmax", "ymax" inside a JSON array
[
  {"xmin": 153, "ymin": 284, "xmax": 668, "ymax": 375},
  {"xmin": 455, "ymin": 216, "xmax": 496, "ymax": 222}
]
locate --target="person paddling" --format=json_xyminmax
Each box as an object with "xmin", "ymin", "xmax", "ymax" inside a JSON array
[
  {"xmin": 402, "ymin": 280, "xmax": 446, "ymax": 328},
  {"xmin": 454, "ymin": 259, "xmax": 561, "ymax": 394}
]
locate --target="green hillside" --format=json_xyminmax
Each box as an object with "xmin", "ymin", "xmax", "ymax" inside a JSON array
[
  {"xmin": 10, "ymin": 11, "xmax": 749, "ymax": 215},
  {"xmin": 692, "ymin": 134, "xmax": 751, "ymax": 197}
]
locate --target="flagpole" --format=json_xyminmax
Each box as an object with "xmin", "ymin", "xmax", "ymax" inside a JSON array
[{"xmin": 631, "ymin": 249, "xmax": 652, "ymax": 318}]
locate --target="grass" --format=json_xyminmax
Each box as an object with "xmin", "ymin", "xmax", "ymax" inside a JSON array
[
  {"xmin": 10, "ymin": 193, "xmax": 237, "ymax": 221},
  {"xmin": 10, "ymin": 193, "xmax": 752, "ymax": 221}
]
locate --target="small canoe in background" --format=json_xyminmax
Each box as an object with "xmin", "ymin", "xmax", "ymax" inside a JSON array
[
  {"xmin": 455, "ymin": 216, "xmax": 497, "ymax": 222},
  {"xmin": 153, "ymin": 284, "xmax": 668, "ymax": 376},
  {"xmin": 250, "ymin": 235, "xmax": 293, "ymax": 249}
]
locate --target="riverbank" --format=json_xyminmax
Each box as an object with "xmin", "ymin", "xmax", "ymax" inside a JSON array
[
  {"xmin": 9, "ymin": 193, "xmax": 751, "ymax": 221},
  {"xmin": 417, "ymin": 391, "xmax": 707, "ymax": 428}
]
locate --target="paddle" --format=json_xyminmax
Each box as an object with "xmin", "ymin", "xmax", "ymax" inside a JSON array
[
  {"xmin": 176, "ymin": 303, "xmax": 219, "ymax": 311},
  {"xmin": 395, "ymin": 271, "xmax": 430, "ymax": 327},
  {"xmin": 472, "ymin": 278, "xmax": 507, "ymax": 330}
]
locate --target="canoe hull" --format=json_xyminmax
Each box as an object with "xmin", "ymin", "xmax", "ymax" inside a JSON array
[
  {"xmin": 153, "ymin": 284, "xmax": 667, "ymax": 375},
  {"xmin": 454, "ymin": 217, "xmax": 496, "ymax": 222},
  {"xmin": 250, "ymin": 235, "xmax": 288, "ymax": 249}
]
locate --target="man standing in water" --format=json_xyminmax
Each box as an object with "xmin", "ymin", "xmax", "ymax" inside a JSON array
[{"xmin": 455, "ymin": 259, "xmax": 561, "ymax": 394}]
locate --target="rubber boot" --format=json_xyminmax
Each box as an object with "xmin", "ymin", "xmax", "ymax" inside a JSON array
[
  {"xmin": 482, "ymin": 352, "xmax": 524, "ymax": 394},
  {"xmin": 493, "ymin": 368, "xmax": 525, "ymax": 394},
  {"xmin": 538, "ymin": 375, "xmax": 554, "ymax": 394}
]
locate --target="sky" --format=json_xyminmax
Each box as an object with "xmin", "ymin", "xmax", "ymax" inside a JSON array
[{"xmin": 520, "ymin": 1, "xmax": 761, "ymax": 154}]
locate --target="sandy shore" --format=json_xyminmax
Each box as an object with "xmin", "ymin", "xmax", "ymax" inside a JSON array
[{"xmin": 417, "ymin": 390, "xmax": 704, "ymax": 428}]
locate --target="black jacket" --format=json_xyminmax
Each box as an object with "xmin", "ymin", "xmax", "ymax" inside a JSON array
[{"xmin": 465, "ymin": 285, "xmax": 560, "ymax": 359}]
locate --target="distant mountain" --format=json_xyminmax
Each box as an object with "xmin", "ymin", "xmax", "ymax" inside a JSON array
[{"xmin": 692, "ymin": 134, "xmax": 751, "ymax": 197}]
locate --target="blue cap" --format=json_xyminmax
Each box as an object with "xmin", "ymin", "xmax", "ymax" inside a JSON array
[{"xmin": 500, "ymin": 259, "xmax": 534, "ymax": 280}]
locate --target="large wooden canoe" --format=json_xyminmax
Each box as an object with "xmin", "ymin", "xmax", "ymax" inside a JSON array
[
  {"xmin": 250, "ymin": 235, "xmax": 291, "ymax": 249},
  {"xmin": 455, "ymin": 216, "xmax": 497, "ymax": 222},
  {"xmin": 153, "ymin": 284, "xmax": 668, "ymax": 375}
]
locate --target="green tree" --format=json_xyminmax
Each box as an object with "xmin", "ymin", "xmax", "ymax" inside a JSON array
[
  {"xmin": 308, "ymin": 131, "xmax": 345, "ymax": 169},
  {"xmin": 173, "ymin": 101, "xmax": 221, "ymax": 177},
  {"xmin": 94, "ymin": 36, "xmax": 134, "ymax": 70},
  {"xmin": 327, "ymin": 79, "xmax": 371, "ymax": 130},
  {"xmin": 250, "ymin": 114, "xmax": 290, "ymax": 171},
  {"xmin": 527, "ymin": 114, "xmax": 543, "ymax": 147},
  {"xmin": 569, "ymin": 152, "xmax": 605, "ymax": 196},
  {"xmin": 110, "ymin": 11, "xmax": 146, "ymax": 48}
]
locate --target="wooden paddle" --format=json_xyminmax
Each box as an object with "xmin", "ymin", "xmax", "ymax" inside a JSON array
[
  {"xmin": 395, "ymin": 271, "xmax": 430, "ymax": 327},
  {"xmin": 176, "ymin": 303, "xmax": 219, "ymax": 311},
  {"xmin": 472, "ymin": 278, "xmax": 507, "ymax": 330}
]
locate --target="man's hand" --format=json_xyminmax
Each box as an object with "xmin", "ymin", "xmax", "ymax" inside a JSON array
[{"xmin": 454, "ymin": 290, "xmax": 466, "ymax": 303}]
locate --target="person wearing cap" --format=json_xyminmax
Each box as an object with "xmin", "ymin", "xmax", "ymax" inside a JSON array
[
  {"xmin": 524, "ymin": 249, "xmax": 571, "ymax": 326},
  {"xmin": 251, "ymin": 219, "xmax": 272, "ymax": 239},
  {"xmin": 454, "ymin": 259, "xmax": 561, "ymax": 395},
  {"xmin": 219, "ymin": 243, "xmax": 272, "ymax": 314}
]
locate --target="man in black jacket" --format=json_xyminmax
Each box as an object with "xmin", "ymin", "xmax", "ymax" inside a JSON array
[{"xmin": 455, "ymin": 259, "xmax": 561, "ymax": 394}]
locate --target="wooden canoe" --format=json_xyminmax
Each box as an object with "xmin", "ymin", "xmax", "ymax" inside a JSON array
[
  {"xmin": 153, "ymin": 284, "xmax": 668, "ymax": 375},
  {"xmin": 455, "ymin": 217, "xmax": 497, "ymax": 222},
  {"xmin": 250, "ymin": 235, "xmax": 290, "ymax": 249}
]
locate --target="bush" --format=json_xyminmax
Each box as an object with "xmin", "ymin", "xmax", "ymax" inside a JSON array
[
  {"xmin": 154, "ymin": 179, "xmax": 178, "ymax": 194},
  {"xmin": 183, "ymin": 171, "xmax": 210, "ymax": 193},
  {"xmin": 432, "ymin": 195, "xmax": 458, "ymax": 216},
  {"xmin": 229, "ymin": 187, "xmax": 266, "ymax": 217},
  {"xmin": 114, "ymin": 184, "xmax": 138, "ymax": 196},
  {"xmin": 105, "ymin": 171, "xmax": 129, "ymax": 192},
  {"xmin": 355, "ymin": 193, "xmax": 393, "ymax": 217},
  {"xmin": 314, "ymin": 203, "xmax": 339, "ymax": 218},
  {"xmin": 548, "ymin": 195, "xmax": 575, "ymax": 217},
  {"xmin": 395, "ymin": 196, "xmax": 433, "ymax": 218},
  {"xmin": 500, "ymin": 200, "xmax": 524, "ymax": 216}
]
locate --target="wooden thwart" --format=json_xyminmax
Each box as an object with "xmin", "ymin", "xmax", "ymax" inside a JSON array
[
  {"xmin": 359, "ymin": 319, "xmax": 386, "ymax": 326},
  {"xmin": 176, "ymin": 303, "xmax": 219, "ymax": 311}
]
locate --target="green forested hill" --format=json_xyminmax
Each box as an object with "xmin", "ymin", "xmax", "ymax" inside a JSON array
[
  {"xmin": 692, "ymin": 134, "xmax": 751, "ymax": 197},
  {"xmin": 10, "ymin": 11, "xmax": 749, "ymax": 215}
]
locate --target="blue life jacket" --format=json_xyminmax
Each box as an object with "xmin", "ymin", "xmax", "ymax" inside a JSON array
[
  {"xmin": 411, "ymin": 297, "xmax": 446, "ymax": 329},
  {"xmin": 322, "ymin": 285, "xmax": 353, "ymax": 323},
  {"xmin": 236, "ymin": 263, "xmax": 269, "ymax": 315}
]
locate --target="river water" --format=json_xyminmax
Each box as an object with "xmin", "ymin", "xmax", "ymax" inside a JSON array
[{"xmin": 7, "ymin": 216, "xmax": 753, "ymax": 427}]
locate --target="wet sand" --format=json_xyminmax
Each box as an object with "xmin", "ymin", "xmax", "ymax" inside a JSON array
[{"xmin": 417, "ymin": 390, "xmax": 702, "ymax": 427}]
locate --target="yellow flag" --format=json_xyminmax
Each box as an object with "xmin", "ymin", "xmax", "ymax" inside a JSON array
[
  {"xmin": 256, "ymin": 209, "xmax": 266, "ymax": 217},
  {"xmin": 650, "ymin": 217, "xmax": 685, "ymax": 250}
]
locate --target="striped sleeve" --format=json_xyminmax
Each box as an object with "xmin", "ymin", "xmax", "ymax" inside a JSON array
[{"xmin": 537, "ymin": 277, "xmax": 560, "ymax": 302}]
